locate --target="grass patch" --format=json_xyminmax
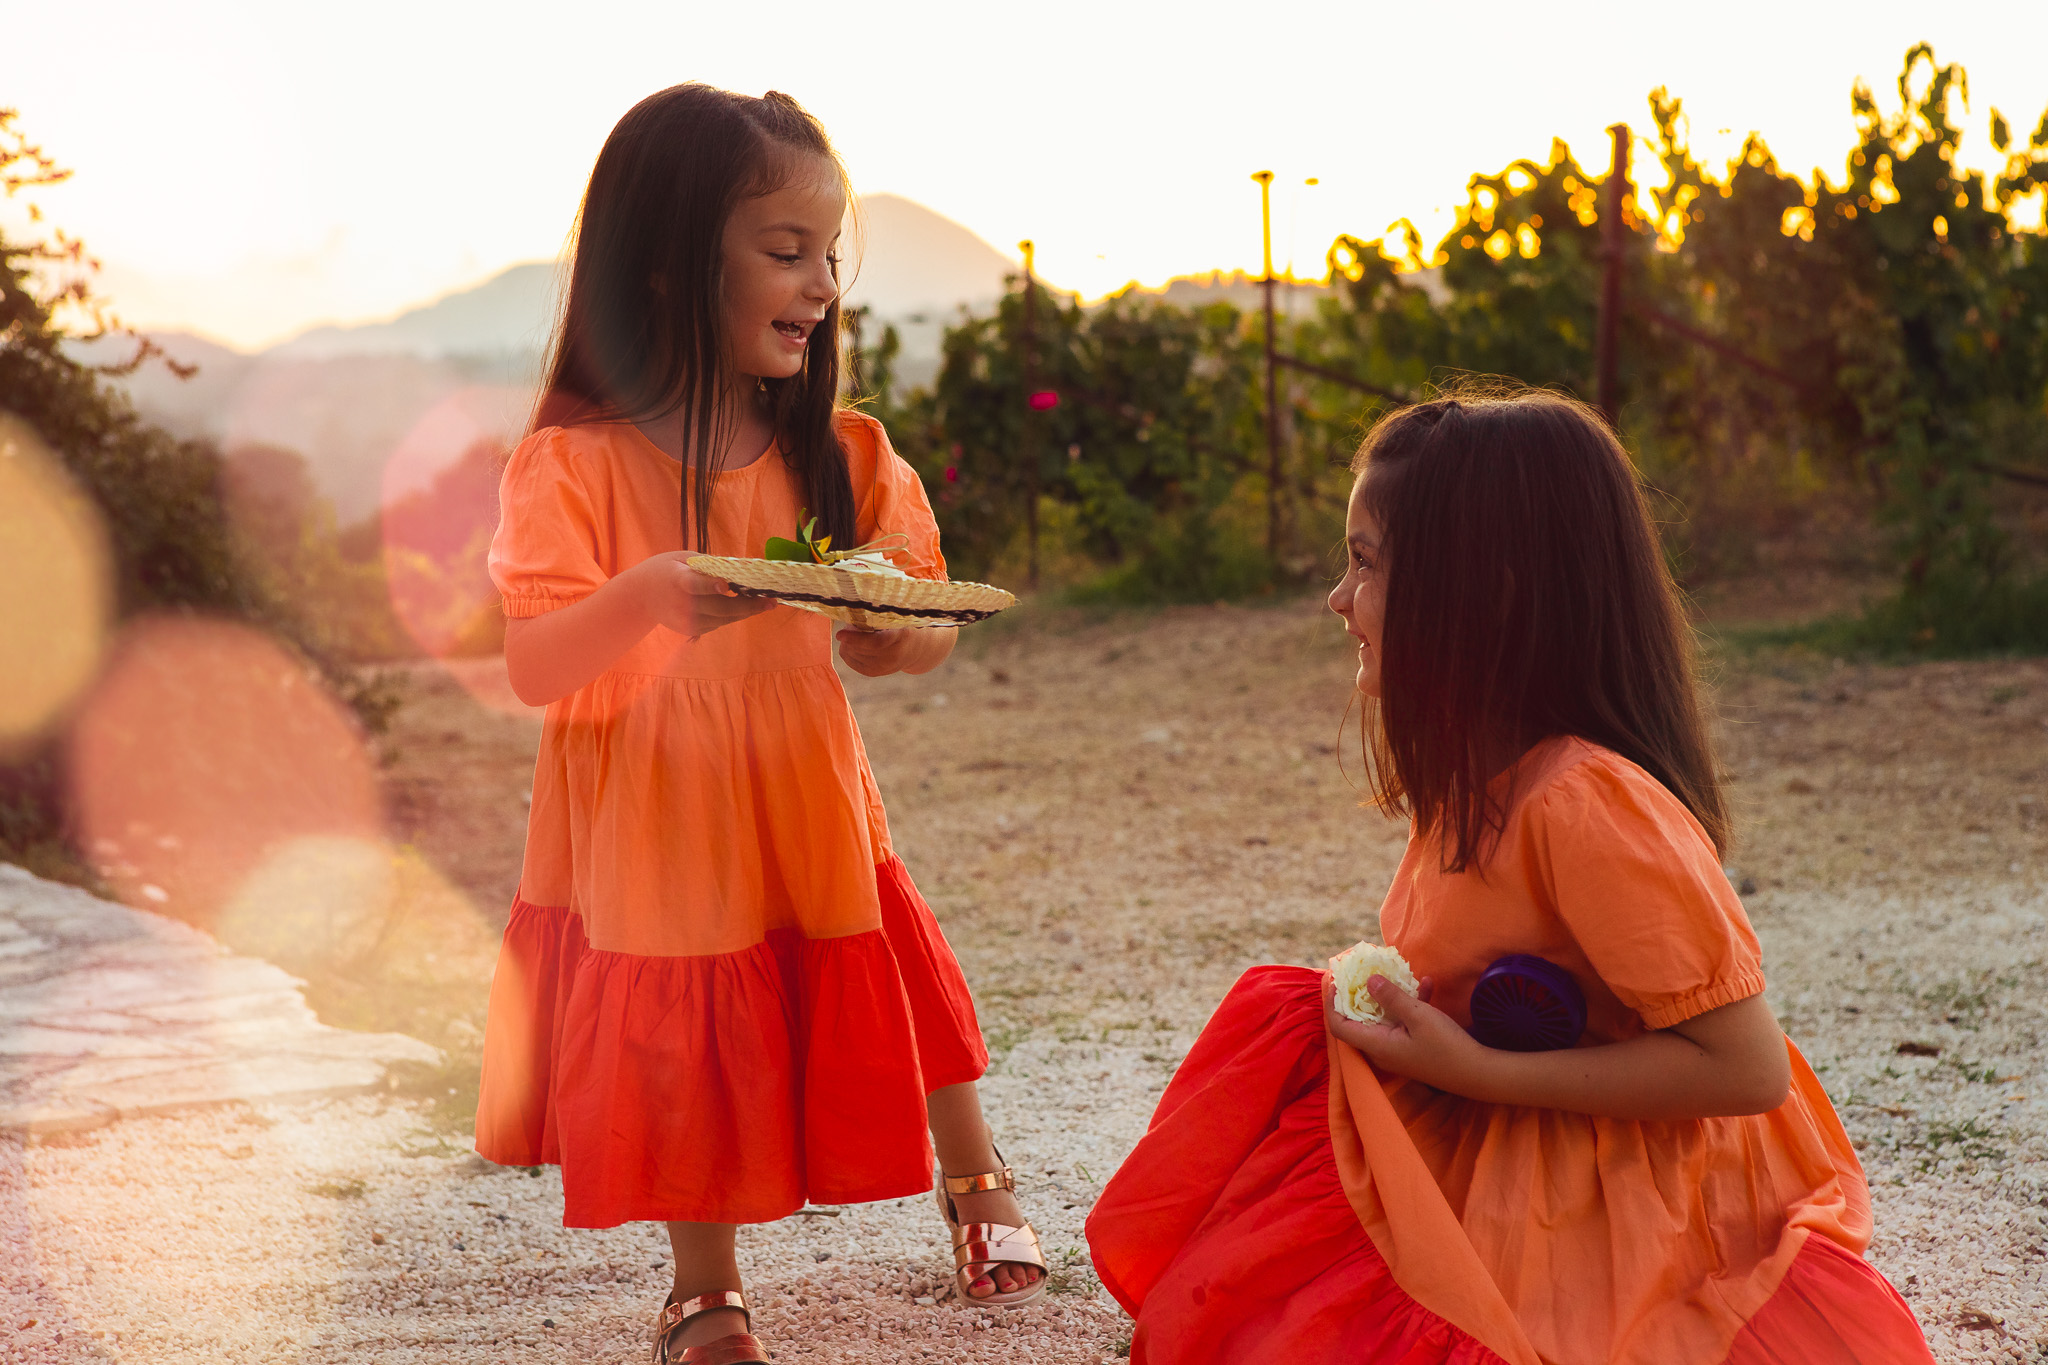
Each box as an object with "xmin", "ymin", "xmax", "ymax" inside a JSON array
[
  {"xmin": 1043, "ymin": 1244, "xmax": 1097, "ymax": 1296},
  {"xmin": 382, "ymin": 1049, "xmax": 484, "ymax": 1138},
  {"xmin": 1920, "ymin": 1117, "xmax": 2004, "ymax": 1161},
  {"xmin": 1061, "ymin": 512, "xmax": 1285, "ymax": 609},
  {"xmin": 1919, "ymin": 975, "xmax": 1996, "ymax": 1027},
  {"xmin": 981, "ymin": 1022, "xmax": 1031, "ymax": 1068},
  {"xmin": 1713, "ymin": 574, "xmax": 2048, "ymax": 661}
]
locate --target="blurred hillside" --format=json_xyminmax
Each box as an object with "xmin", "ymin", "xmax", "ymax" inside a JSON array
[{"xmin": 74, "ymin": 193, "xmax": 1021, "ymax": 522}]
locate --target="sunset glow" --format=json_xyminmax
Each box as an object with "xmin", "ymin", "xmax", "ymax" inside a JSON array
[{"xmin": 5, "ymin": 1, "xmax": 2044, "ymax": 350}]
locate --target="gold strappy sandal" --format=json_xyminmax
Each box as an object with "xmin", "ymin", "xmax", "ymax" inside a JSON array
[
  {"xmin": 651, "ymin": 1289, "xmax": 768, "ymax": 1364},
  {"xmin": 935, "ymin": 1146, "xmax": 1049, "ymax": 1308}
]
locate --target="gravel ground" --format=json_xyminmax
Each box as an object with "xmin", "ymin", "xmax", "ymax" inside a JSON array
[
  {"xmin": 1, "ymin": 1090, "xmax": 1124, "ymax": 1363},
  {"xmin": 5, "ymin": 595, "xmax": 2046, "ymax": 1362}
]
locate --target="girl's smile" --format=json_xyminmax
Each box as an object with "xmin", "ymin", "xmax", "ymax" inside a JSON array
[
  {"xmin": 1328, "ymin": 480, "xmax": 1387, "ymax": 698},
  {"xmin": 722, "ymin": 157, "xmax": 846, "ymax": 382}
]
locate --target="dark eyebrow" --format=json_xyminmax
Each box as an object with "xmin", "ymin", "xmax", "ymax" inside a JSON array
[
  {"xmin": 1347, "ymin": 533, "xmax": 1379, "ymax": 550},
  {"xmin": 757, "ymin": 222, "xmax": 842, "ymax": 240}
]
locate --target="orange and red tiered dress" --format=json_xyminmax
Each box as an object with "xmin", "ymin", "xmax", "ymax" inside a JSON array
[
  {"xmin": 474, "ymin": 411, "xmax": 987, "ymax": 1228},
  {"xmin": 1087, "ymin": 737, "xmax": 1934, "ymax": 1365}
]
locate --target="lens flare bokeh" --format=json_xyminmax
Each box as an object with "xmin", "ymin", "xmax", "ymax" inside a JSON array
[
  {"xmin": 63, "ymin": 616, "xmax": 384, "ymax": 932},
  {"xmin": 380, "ymin": 386, "xmax": 520, "ymax": 660},
  {"xmin": 0, "ymin": 416, "xmax": 113, "ymax": 757}
]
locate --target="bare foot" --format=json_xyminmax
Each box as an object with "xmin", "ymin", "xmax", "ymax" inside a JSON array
[{"xmin": 944, "ymin": 1185, "xmax": 1045, "ymax": 1299}]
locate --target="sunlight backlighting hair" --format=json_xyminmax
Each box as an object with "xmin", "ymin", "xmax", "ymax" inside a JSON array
[{"xmin": 1352, "ymin": 383, "xmax": 1728, "ymax": 870}]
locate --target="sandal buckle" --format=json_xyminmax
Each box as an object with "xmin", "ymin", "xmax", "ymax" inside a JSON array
[{"xmin": 941, "ymin": 1166, "xmax": 1015, "ymax": 1195}]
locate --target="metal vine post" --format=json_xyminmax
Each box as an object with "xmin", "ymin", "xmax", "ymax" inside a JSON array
[
  {"xmin": 1019, "ymin": 239, "xmax": 1040, "ymax": 589},
  {"xmin": 1596, "ymin": 123, "xmax": 1632, "ymax": 429},
  {"xmin": 1252, "ymin": 170, "xmax": 1280, "ymax": 564}
]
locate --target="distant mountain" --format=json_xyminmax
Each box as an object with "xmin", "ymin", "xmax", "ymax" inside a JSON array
[
  {"xmin": 70, "ymin": 333, "xmax": 534, "ymax": 522},
  {"xmin": 264, "ymin": 192, "xmax": 1015, "ymax": 363},
  {"xmin": 840, "ymin": 192, "xmax": 1014, "ymax": 319},
  {"xmin": 85, "ymin": 194, "xmax": 1021, "ymax": 522},
  {"xmin": 272, "ymin": 264, "xmax": 557, "ymax": 361},
  {"xmin": 74, "ymin": 330, "xmax": 256, "ymax": 441}
]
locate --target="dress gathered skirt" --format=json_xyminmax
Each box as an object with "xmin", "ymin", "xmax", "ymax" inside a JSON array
[
  {"xmin": 472, "ymin": 412, "xmax": 988, "ymax": 1227},
  {"xmin": 476, "ymin": 855, "xmax": 985, "ymax": 1226},
  {"xmin": 1087, "ymin": 739, "xmax": 1934, "ymax": 1365},
  {"xmin": 1088, "ymin": 967, "xmax": 1933, "ymax": 1365}
]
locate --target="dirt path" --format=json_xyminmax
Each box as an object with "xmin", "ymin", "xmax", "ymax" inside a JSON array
[{"xmin": 7, "ymin": 595, "xmax": 2046, "ymax": 1362}]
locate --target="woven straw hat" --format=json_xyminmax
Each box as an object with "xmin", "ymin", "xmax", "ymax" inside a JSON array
[{"xmin": 687, "ymin": 556, "xmax": 1016, "ymax": 631}]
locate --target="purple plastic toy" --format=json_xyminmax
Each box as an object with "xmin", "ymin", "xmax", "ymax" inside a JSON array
[{"xmin": 1469, "ymin": 954, "xmax": 1587, "ymax": 1052}]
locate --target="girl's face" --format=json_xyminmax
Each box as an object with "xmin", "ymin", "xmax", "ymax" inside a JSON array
[
  {"xmin": 721, "ymin": 155, "xmax": 846, "ymax": 381},
  {"xmin": 1328, "ymin": 478, "xmax": 1387, "ymax": 698}
]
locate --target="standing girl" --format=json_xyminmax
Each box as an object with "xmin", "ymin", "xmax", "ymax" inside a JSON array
[
  {"xmin": 473, "ymin": 85, "xmax": 1045, "ymax": 1364},
  {"xmin": 1085, "ymin": 390, "xmax": 1932, "ymax": 1364}
]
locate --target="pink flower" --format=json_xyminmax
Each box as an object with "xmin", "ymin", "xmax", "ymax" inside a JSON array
[
  {"xmin": 1028, "ymin": 390, "xmax": 1060, "ymax": 411},
  {"xmin": 944, "ymin": 466, "xmax": 959, "ymax": 483}
]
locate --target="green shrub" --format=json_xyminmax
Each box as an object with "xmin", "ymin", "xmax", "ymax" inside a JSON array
[{"xmin": 0, "ymin": 111, "xmax": 396, "ymax": 879}]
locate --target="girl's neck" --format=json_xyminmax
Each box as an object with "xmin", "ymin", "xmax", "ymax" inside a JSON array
[{"xmin": 633, "ymin": 383, "xmax": 775, "ymax": 470}]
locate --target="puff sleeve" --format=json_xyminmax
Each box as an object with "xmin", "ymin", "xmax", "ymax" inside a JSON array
[
  {"xmin": 490, "ymin": 429, "xmax": 609, "ymax": 618},
  {"xmin": 840, "ymin": 412, "xmax": 948, "ymax": 582},
  {"xmin": 1533, "ymin": 755, "xmax": 1766, "ymax": 1030}
]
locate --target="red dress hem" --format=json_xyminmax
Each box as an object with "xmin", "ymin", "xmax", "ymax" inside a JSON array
[{"xmin": 475, "ymin": 855, "xmax": 988, "ymax": 1227}]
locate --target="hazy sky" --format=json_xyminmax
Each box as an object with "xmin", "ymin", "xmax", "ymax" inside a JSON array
[{"xmin": 6, "ymin": 0, "xmax": 2046, "ymax": 350}]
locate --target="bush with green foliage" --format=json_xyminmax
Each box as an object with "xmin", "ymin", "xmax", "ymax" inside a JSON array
[
  {"xmin": 1304, "ymin": 45, "xmax": 2048, "ymax": 648},
  {"xmin": 872, "ymin": 285, "xmax": 1291, "ymax": 599},
  {"xmin": 871, "ymin": 46, "xmax": 2048, "ymax": 649},
  {"xmin": 0, "ymin": 110, "xmax": 394, "ymax": 879}
]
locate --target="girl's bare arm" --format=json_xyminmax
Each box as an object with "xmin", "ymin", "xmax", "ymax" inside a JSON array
[
  {"xmin": 503, "ymin": 554, "xmax": 771, "ymax": 706},
  {"xmin": 1324, "ymin": 972, "xmax": 1792, "ymax": 1121}
]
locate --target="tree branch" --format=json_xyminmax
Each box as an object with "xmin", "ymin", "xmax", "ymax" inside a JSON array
[
  {"xmin": 1624, "ymin": 302, "xmax": 1813, "ymax": 395},
  {"xmin": 1273, "ymin": 353, "xmax": 1414, "ymax": 404},
  {"xmin": 1974, "ymin": 459, "xmax": 2048, "ymax": 489}
]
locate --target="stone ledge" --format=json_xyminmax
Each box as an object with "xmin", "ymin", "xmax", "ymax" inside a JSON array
[{"xmin": 0, "ymin": 863, "xmax": 440, "ymax": 1138}]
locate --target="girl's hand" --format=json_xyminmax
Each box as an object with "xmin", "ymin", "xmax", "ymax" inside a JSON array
[
  {"xmin": 627, "ymin": 553, "xmax": 774, "ymax": 638},
  {"xmin": 835, "ymin": 625, "xmax": 956, "ymax": 677},
  {"xmin": 504, "ymin": 555, "xmax": 772, "ymax": 705},
  {"xmin": 1323, "ymin": 969, "xmax": 1488, "ymax": 1093}
]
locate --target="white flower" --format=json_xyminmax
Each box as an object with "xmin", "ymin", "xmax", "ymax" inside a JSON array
[
  {"xmin": 834, "ymin": 552, "xmax": 910, "ymax": 578},
  {"xmin": 1330, "ymin": 941, "xmax": 1418, "ymax": 1023}
]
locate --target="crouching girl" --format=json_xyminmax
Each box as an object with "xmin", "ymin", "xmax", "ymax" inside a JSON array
[{"xmin": 1085, "ymin": 389, "xmax": 1931, "ymax": 1365}]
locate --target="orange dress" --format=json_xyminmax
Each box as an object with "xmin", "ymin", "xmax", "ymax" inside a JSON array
[
  {"xmin": 1086, "ymin": 738, "xmax": 1932, "ymax": 1364},
  {"xmin": 473, "ymin": 411, "xmax": 987, "ymax": 1228}
]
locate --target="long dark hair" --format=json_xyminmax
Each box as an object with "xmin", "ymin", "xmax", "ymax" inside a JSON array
[
  {"xmin": 1355, "ymin": 385, "xmax": 1728, "ymax": 870},
  {"xmin": 534, "ymin": 84, "xmax": 857, "ymax": 552}
]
